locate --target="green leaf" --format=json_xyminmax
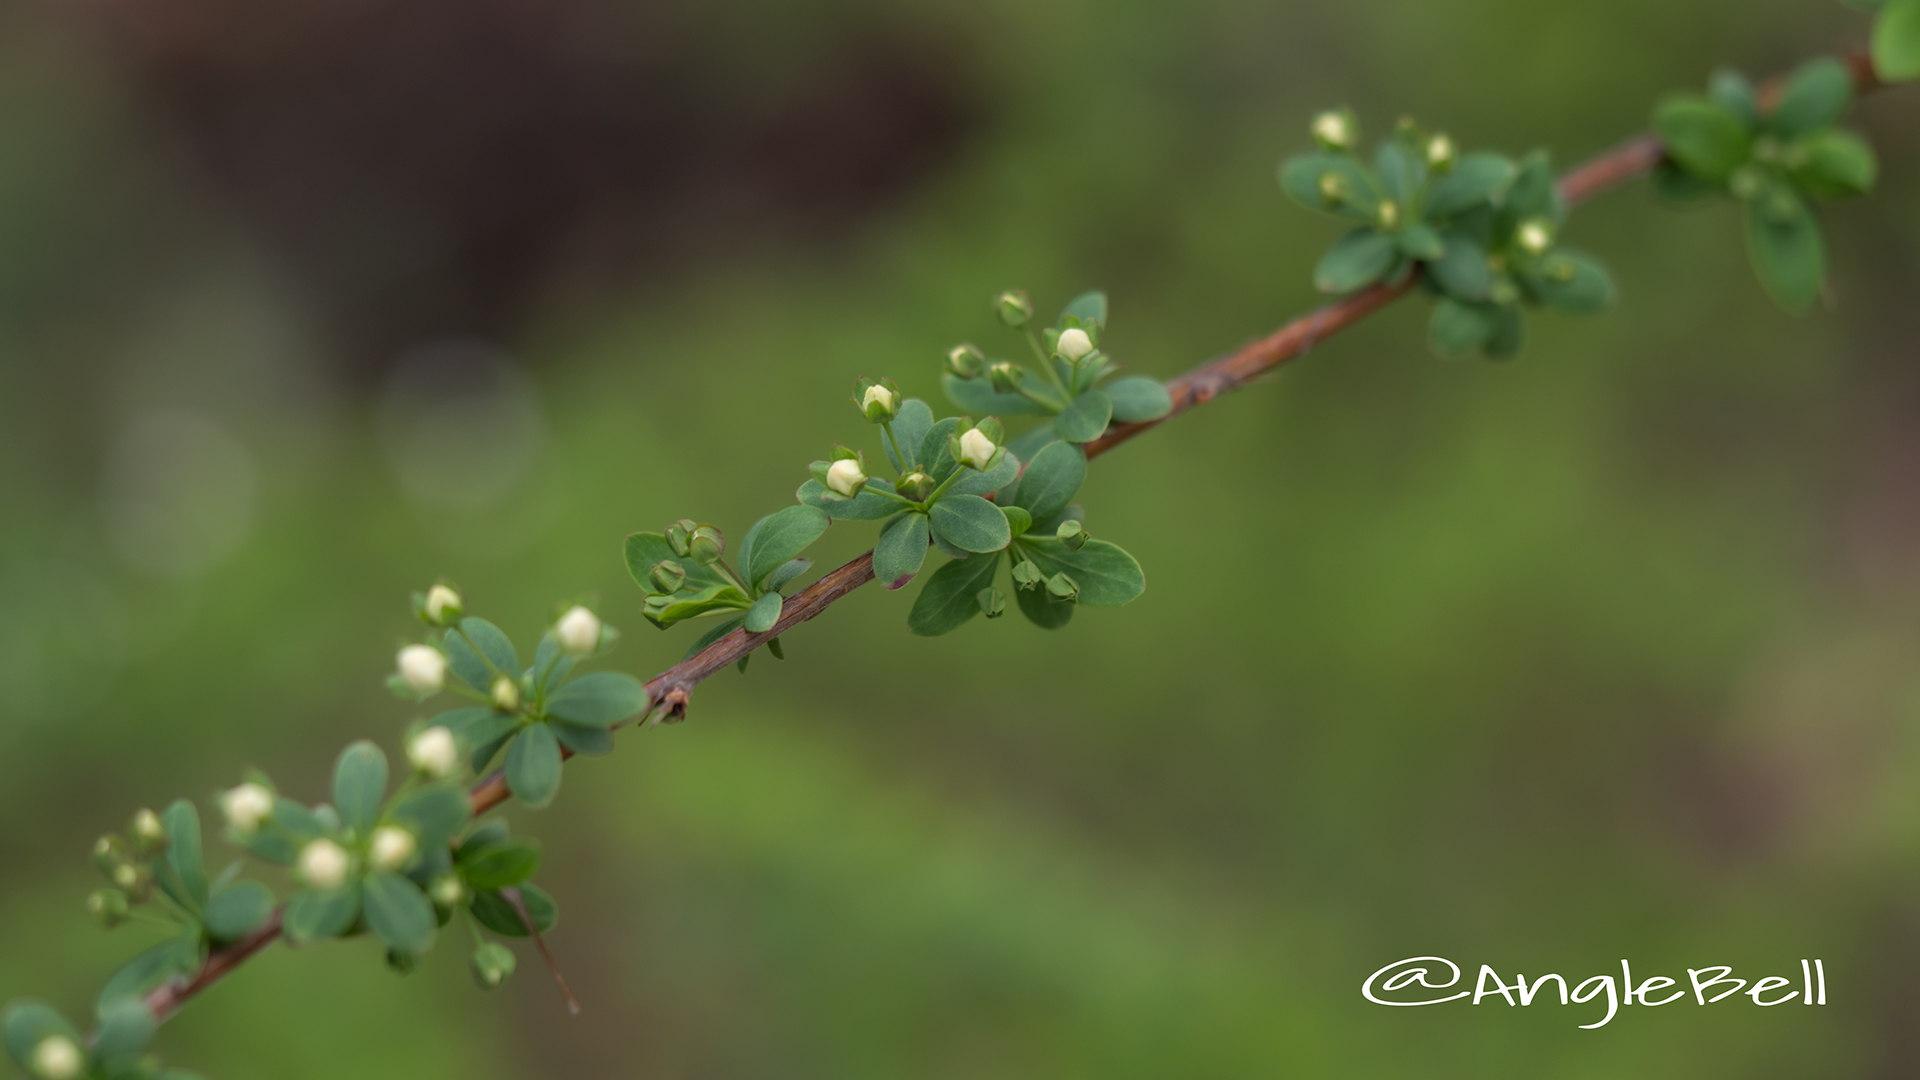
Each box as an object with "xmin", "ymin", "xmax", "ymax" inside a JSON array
[
  {"xmin": 363, "ymin": 871, "xmax": 437, "ymax": 955},
  {"xmin": 470, "ymin": 882, "xmax": 559, "ymax": 937},
  {"xmin": 204, "ymin": 881, "xmax": 275, "ymax": 942},
  {"xmin": 1103, "ymin": 376, "xmax": 1173, "ymax": 422},
  {"xmin": 1059, "ymin": 290, "xmax": 1108, "ymax": 327},
  {"xmin": 529, "ymin": 633, "xmax": 576, "ymax": 692},
  {"xmin": 1015, "ymin": 440, "xmax": 1088, "ymax": 521},
  {"xmin": 1052, "ymin": 389, "xmax": 1112, "ymax": 443},
  {"xmin": 1373, "ymin": 139, "xmax": 1425, "ymax": 205},
  {"xmin": 764, "ymin": 558, "xmax": 811, "ymax": 593},
  {"xmin": 741, "ymin": 505, "xmax": 830, "ymax": 591},
  {"xmin": 1789, "ymin": 130, "xmax": 1878, "ymax": 198},
  {"xmin": 505, "ymin": 724, "xmax": 563, "ymax": 809},
  {"xmin": 93, "ymin": 997, "xmax": 155, "ymax": 1060},
  {"xmin": 1743, "ymin": 190, "xmax": 1826, "ymax": 312},
  {"xmin": 882, "ymin": 398, "xmax": 935, "ymax": 471},
  {"xmin": 874, "ymin": 511, "xmax": 932, "ymax": 589},
  {"xmin": 1399, "ymin": 223, "xmax": 1445, "ymax": 260},
  {"xmin": 460, "ymin": 838, "xmax": 542, "ymax": 889},
  {"xmin": 4, "ymin": 1002, "xmax": 79, "ymax": 1070},
  {"xmin": 551, "ymin": 718, "xmax": 615, "ymax": 756},
  {"xmin": 948, "ymin": 449, "xmax": 1021, "ymax": 497},
  {"xmin": 1499, "ymin": 152, "xmax": 1565, "ymax": 225},
  {"xmin": 1527, "ymin": 250, "xmax": 1616, "ymax": 314},
  {"xmin": 1423, "ymin": 152, "xmax": 1515, "ymax": 218},
  {"xmin": 445, "ymin": 617, "xmax": 518, "ymax": 694},
  {"xmin": 162, "ymin": 799, "xmax": 208, "ymax": 911},
  {"xmin": 1769, "ymin": 56, "xmax": 1853, "ymax": 135},
  {"xmin": 1428, "ymin": 297, "xmax": 1497, "ymax": 357},
  {"xmin": 1015, "ymin": 538, "xmax": 1145, "ymax": 607},
  {"xmin": 1652, "ymin": 159, "xmax": 1725, "ymax": 201},
  {"xmin": 332, "ymin": 741, "xmax": 389, "ymax": 835},
  {"xmin": 1484, "ymin": 303, "xmax": 1526, "ymax": 359},
  {"xmin": 908, "ymin": 554, "xmax": 1004, "ymax": 636},
  {"xmin": 547, "ymin": 671, "xmax": 646, "ymax": 725},
  {"xmin": 681, "ymin": 615, "xmax": 746, "ymax": 661},
  {"xmin": 95, "ymin": 937, "xmax": 201, "ymax": 1010},
  {"xmin": 623, "ymin": 532, "xmax": 733, "ymax": 594},
  {"xmin": 1653, "ymin": 97, "xmax": 1750, "ymax": 181},
  {"xmin": 1278, "ymin": 152, "xmax": 1380, "ymax": 221},
  {"xmin": 644, "ymin": 580, "xmax": 752, "ymax": 628},
  {"xmin": 391, "ymin": 786, "xmax": 471, "ymax": 850},
  {"xmin": 919, "ymin": 417, "xmax": 962, "ymax": 480},
  {"xmin": 928, "ymin": 494, "xmax": 1013, "ymax": 553},
  {"xmin": 283, "ymin": 882, "xmax": 362, "ymax": 943},
  {"xmin": 941, "ymin": 371, "xmax": 1048, "ymax": 417},
  {"xmin": 1314, "ymin": 229, "xmax": 1398, "ymax": 293},
  {"xmin": 1426, "ymin": 234, "xmax": 1491, "ymax": 300},
  {"xmin": 797, "ymin": 477, "xmax": 903, "ymax": 520},
  {"xmin": 1014, "ymin": 580, "xmax": 1075, "ymax": 629},
  {"xmin": 1877, "ymin": 0, "xmax": 1920, "ymax": 81},
  {"xmin": 744, "ymin": 590, "xmax": 782, "ymax": 633},
  {"xmin": 1709, "ymin": 68, "xmax": 1759, "ymax": 127}
]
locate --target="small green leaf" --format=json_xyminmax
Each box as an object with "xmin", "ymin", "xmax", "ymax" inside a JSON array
[
  {"xmin": 1653, "ymin": 97, "xmax": 1750, "ymax": 181},
  {"xmin": 1014, "ymin": 580, "xmax": 1074, "ymax": 629},
  {"xmin": 4, "ymin": 1002, "xmax": 79, "ymax": 1070},
  {"xmin": 742, "ymin": 505, "xmax": 830, "ymax": 591},
  {"xmin": 551, "ymin": 718, "xmax": 615, "ymax": 756},
  {"xmin": 1651, "ymin": 159, "xmax": 1725, "ymax": 201},
  {"xmin": 460, "ymin": 838, "xmax": 542, "ymax": 889},
  {"xmin": 941, "ymin": 371, "xmax": 1048, "ymax": 416},
  {"xmin": 797, "ymin": 478, "xmax": 902, "ymax": 520},
  {"xmin": 1428, "ymin": 297, "xmax": 1497, "ymax": 357},
  {"xmin": 1499, "ymin": 152, "xmax": 1565, "ymax": 225},
  {"xmin": 681, "ymin": 615, "xmax": 746, "ymax": 661},
  {"xmin": 884, "ymin": 398, "xmax": 935, "ymax": 471},
  {"xmin": 928, "ymin": 494, "xmax": 1013, "ymax": 553},
  {"xmin": 764, "ymin": 558, "xmax": 811, "ymax": 593},
  {"xmin": 1876, "ymin": 0, "xmax": 1920, "ymax": 81},
  {"xmin": 363, "ymin": 871, "xmax": 437, "ymax": 955},
  {"xmin": 1014, "ymin": 538, "xmax": 1145, "ymax": 607},
  {"xmin": 445, "ymin": 617, "xmax": 519, "ymax": 693},
  {"xmin": 1527, "ymin": 251, "xmax": 1616, "ymax": 314},
  {"xmin": 470, "ymin": 882, "xmax": 558, "ymax": 937},
  {"xmin": 1103, "ymin": 376, "xmax": 1173, "ymax": 422},
  {"xmin": 332, "ymin": 741, "xmax": 389, "ymax": 835},
  {"xmin": 1016, "ymin": 441, "xmax": 1088, "ymax": 520},
  {"xmin": 1399, "ymin": 223, "xmax": 1445, "ymax": 260},
  {"xmin": 874, "ymin": 512, "xmax": 932, "ymax": 589},
  {"xmin": 1769, "ymin": 56, "xmax": 1853, "ymax": 135},
  {"xmin": 1373, "ymin": 139, "xmax": 1426, "ymax": 205},
  {"xmin": 1709, "ymin": 68, "xmax": 1759, "ymax": 127},
  {"xmin": 744, "ymin": 590, "xmax": 782, "ymax": 632},
  {"xmin": 1484, "ymin": 303, "xmax": 1526, "ymax": 359},
  {"xmin": 1426, "ymin": 234, "xmax": 1491, "ymax": 300},
  {"xmin": 919, "ymin": 417, "xmax": 962, "ymax": 481},
  {"xmin": 1052, "ymin": 389, "xmax": 1112, "ymax": 443},
  {"xmin": 624, "ymin": 532, "xmax": 733, "ymax": 593},
  {"xmin": 948, "ymin": 449, "xmax": 1021, "ymax": 496},
  {"xmin": 907, "ymin": 554, "xmax": 1003, "ymax": 636},
  {"xmin": 1279, "ymin": 152, "xmax": 1380, "ymax": 221},
  {"xmin": 1744, "ymin": 190, "xmax": 1826, "ymax": 312},
  {"xmin": 163, "ymin": 799, "xmax": 208, "ymax": 911},
  {"xmin": 1789, "ymin": 130, "xmax": 1878, "ymax": 198},
  {"xmin": 547, "ymin": 671, "xmax": 646, "ymax": 725},
  {"xmin": 1314, "ymin": 229, "xmax": 1399, "ymax": 293},
  {"xmin": 505, "ymin": 724, "xmax": 563, "ymax": 809},
  {"xmin": 93, "ymin": 997, "xmax": 155, "ymax": 1060},
  {"xmin": 95, "ymin": 937, "xmax": 201, "ymax": 1011},
  {"xmin": 283, "ymin": 882, "xmax": 362, "ymax": 943},
  {"xmin": 1001, "ymin": 505, "xmax": 1033, "ymax": 537},
  {"xmin": 391, "ymin": 786, "xmax": 471, "ymax": 850},
  {"xmin": 529, "ymin": 633, "xmax": 576, "ymax": 693},
  {"xmin": 643, "ymin": 581, "xmax": 751, "ymax": 628},
  {"xmin": 1423, "ymin": 152, "xmax": 1515, "ymax": 218},
  {"xmin": 1059, "ymin": 290, "xmax": 1108, "ymax": 327},
  {"xmin": 204, "ymin": 881, "xmax": 276, "ymax": 942}
]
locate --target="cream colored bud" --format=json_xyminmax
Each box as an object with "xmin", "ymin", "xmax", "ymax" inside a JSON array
[
  {"xmin": 297, "ymin": 838, "xmax": 351, "ymax": 890},
  {"xmin": 862, "ymin": 384, "xmax": 897, "ymax": 415},
  {"xmin": 1425, "ymin": 133, "xmax": 1456, "ymax": 168},
  {"xmin": 407, "ymin": 726, "xmax": 460, "ymax": 779},
  {"xmin": 130, "ymin": 807, "xmax": 165, "ymax": 847},
  {"xmin": 396, "ymin": 644, "xmax": 446, "ymax": 695},
  {"xmin": 369, "ymin": 826, "xmax": 418, "ymax": 872},
  {"xmin": 430, "ymin": 874, "xmax": 466, "ymax": 907},
  {"xmin": 220, "ymin": 782, "xmax": 275, "ymax": 834},
  {"xmin": 1056, "ymin": 327, "xmax": 1094, "ymax": 363},
  {"xmin": 31, "ymin": 1036, "xmax": 83, "ymax": 1080},
  {"xmin": 1311, "ymin": 110, "xmax": 1354, "ymax": 150},
  {"xmin": 958, "ymin": 427, "xmax": 997, "ymax": 471},
  {"xmin": 424, "ymin": 583, "xmax": 463, "ymax": 623},
  {"xmin": 826, "ymin": 457, "xmax": 868, "ymax": 498},
  {"xmin": 555, "ymin": 605, "xmax": 601, "ymax": 654},
  {"xmin": 1516, "ymin": 218, "xmax": 1552, "ymax": 255},
  {"xmin": 490, "ymin": 674, "xmax": 521, "ymax": 711}
]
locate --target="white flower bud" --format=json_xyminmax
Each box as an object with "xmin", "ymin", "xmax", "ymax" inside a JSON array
[
  {"xmin": 396, "ymin": 644, "xmax": 446, "ymax": 695},
  {"xmin": 112, "ymin": 863, "xmax": 140, "ymax": 889},
  {"xmin": 1056, "ymin": 327, "xmax": 1094, "ymax": 364},
  {"xmin": 490, "ymin": 674, "xmax": 521, "ymax": 711},
  {"xmin": 369, "ymin": 826, "xmax": 418, "ymax": 872},
  {"xmin": 1516, "ymin": 218, "xmax": 1553, "ymax": 256},
  {"xmin": 219, "ymin": 782, "xmax": 275, "ymax": 834},
  {"xmin": 958, "ymin": 427, "xmax": 997, "ymax": 471},
  {"xmin": 1311, "ymin": 109, "xmax": 1355, "ymax": 150},
  {"xmin": 862, "ymin": 384, "xmax": 897, "ymax": 415},
  {"xmin": 130, "ymin": 807, "xmax": 165, "ymax": 847},
  {"xmin": 430, "ymin": 874, "xmax": 466, "ymax": 907},
  {"xmin": 826, "ymin": 457, "xmax": 868, "ymax": 498},
  {"xmin": 297, "ymin": 838, "xmax": 351, "ymax": 890},
  {"xmin": 555, "ymin": 605, "xmax": 601, "ymax": 654},
  {"xmin": 31, "ymin": 1036, "xmax": 83, "ymax": 1080},
  {"xmin": 424, "ymin": 583, "xmax": 463, "ymax": 623},
  {"xmin": 407, "ymin": 726, "xmax": 460, "ymax": 779}
]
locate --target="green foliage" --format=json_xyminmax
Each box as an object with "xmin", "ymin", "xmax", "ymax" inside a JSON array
[
  {"xmin": 1652, "ymin": 58, "xmax": 1877, "ymax": 311},
  {"xmin": 1280, "ymin": 115, "xmax": 1615, "ymax": 359},
  {"xmin": 1875, "ymin": 0, "xmax": 1920, "ymax": 81}
]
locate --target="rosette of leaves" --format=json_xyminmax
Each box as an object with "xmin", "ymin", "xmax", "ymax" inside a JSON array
[
  {"xmin": 623, "ymin": 505, "xmax": 832, "ymax": 671},
  {"xmin": 1281, "ymin": 115, "xmax": 1614, "ymax": 359},
  {"xmin": 419, "ymin": 615, "xmax": 646, "ymax": 806},
  {"xmin": 907, "ymin": 437, "xmax": 1145, "ymax": 634},
  {"xmin": 4, "ymin": 997, "xmax": 202, "ymax": 1080},
  {"xmin": 1845, "ymin": 0, "xmax": 1920, "ymax": 81},
  {"xmin": 941, "ymin": 291, "xmax": 1174, "ymax": 445},
  {"xmin": 1653, "ymin": 58, "xmax": 1878, "ymax": 311}
]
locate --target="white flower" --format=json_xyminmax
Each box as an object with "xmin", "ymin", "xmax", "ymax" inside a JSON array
[
  {"xmin": 862, "ymin": 384, "xmax": 897, "ymax": 415},
  {"xmin": 826, "ymin": 458, "xmax": 868, "ymax": 498},
  {"xmin": 490, "ymin": 674, "xmax": 521, "ymax": 711},
  {"xmin": 219, "ymin": 783, "xmax": 275, "ymax": 834},
  {"xmin": 396, "ymin": 644, "xmax": 446, "ymax": 695},
  {"xmin": 1516, "ymin": 218, "xmax": 1553, "ymax": 255},
  {"xmin": 1312, "ymin": 110, "xmax": 1354, "ymax": 149},
  {"xmin": 369, "ymin": 826, "xmax": 418, "ymax": 872},
  {"xmin": 1056, "ymin": 327, "xmax": 1094, "ymax": 363},
  {"xmin": 31, "ymin": 1036, "xmax": 83, "ymax": 1080},
  {"xmin": 424, "ymin": 584, "xmax": 463, "ymax": 623},
  {"xmin": 407, "ymin": 726, "xmax": 460, "ymax": 779},
  {"xmin": 958, "ymin": 427, "xmax": 997, "ymax": 471},
  {"xmin": 297, "ymin": 838, "xmax": 351, "ymax": 890},
  {"xmin": 555, "ymin": 605, "xmax": 601, "ymax": 654}
]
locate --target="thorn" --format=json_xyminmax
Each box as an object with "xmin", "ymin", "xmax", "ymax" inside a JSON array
[{"xmin": 502, "ymin": 886, "xmax": 581, "ymax": 1016}]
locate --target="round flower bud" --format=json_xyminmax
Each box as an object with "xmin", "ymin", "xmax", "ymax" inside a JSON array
[
  {"xmin": 987, "ymin": 362, "xmax": 1024, "ymax": 394},
  {"xmin": 995, "ymin": 289, "xmax": 1034, "ymax": 327},
  {"xmin": 396, "ymin": 644, "xmax": 447, "ymax": 696},
  {"xmin": 111, "ymin": 863, "xmax": 145, "ymax": 892},
  {"xmin": 958, "ymin": 427, "xmax": 997, "ymax": 471},
  {"xmin": 1316, "ymin": 171, "xmax": 1351, "ymax": 205},
  {"xmin": 1056, "ymin": 520, "xmax": 1089, "ymax": 550},
  {"xmin": 297, "ymin": 838, "xmax": 352, "ymax": 891},
  {"xmin": 407, "ymin": 726, "xmax": 460, "ymax": 779},
  {"xmin": 1515, "ymin": 217, "xmax": 1553, "ymax": 256},
  {"xmin": 93, "ymin": 835, "xmax": 129, "ymax": 876},
  {"xmin": 687, "ymin": 524, "xmax": 724, "ymax": 566},
  {"xmin": 129, "ymin": 808, "xmax": 166, "ymax": 853},
  {"xmin": 471, "ymin": 942, "xmax": 518, "ymax": 990},
  {"xmin": 87, "ymin": 888, "xmax": 130, "ymax": 928},
  {"xmin": 423, "ymin": 584, "xmax": 464, "ymax": 625},
  {"xmin": 1376, "ymin": 200, "xmax": 1400, "ymax": 229},
  {"xmin": 896, "ymin": 470, "xmax": 934, "ymax": 502},
  {"xmin": 858, "ymin": 382, "xmax": 900, "ymax": 423},
  {"xmin": 1311, "ymin": 109, "xmax": 1356, "ymax": 151},
  {"xmin": 1425, "ymin": 133, "xmax": 1456, "ymax": 170},
  {"xmin": 220, "ymin": 782, "xmax": 276, "ymax": 835},
  {"xmin": 30, "ymin": 1036, "xmax": 83, "ymax": 1080},
  {"xmin": 826, "ymin": 457, "xmax": 868, "ymax": 498},
  {"xmin": 648, "ymin": 560, "xmax": 687, "ymax": 595},
  {"xmin": 665, "ymin": 518, "xmax": 698, "ymax": 557},
  {"xmin": 1056, "ymin": 327, "xmax": 1094, "ymax": 365},
  {"xmin": 1046, "ymin": 572, "xmax": 1080, "ymax": 602},
  {"xmin": 369, "ymin": 825, "xmax": 418, "ymax": 872},
  {"xmin": 945, "ymin": 343, "xmax": 985, "ymax": 379},
  {"xmin": 430, "ymin": 875, "xmax": 466, "ymax": 907},
  {"xmin": 556, "ymin": 605, "xmax": 602, "ymax": 654},
  {"xmin": 490, "ymin": 674, "xmax": 521, "ymax": 711}
]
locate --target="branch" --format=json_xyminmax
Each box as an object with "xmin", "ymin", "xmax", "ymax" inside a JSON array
[{"xmin": 138, "ymin": 48, "xmax": 1886, "ymax": 1029}]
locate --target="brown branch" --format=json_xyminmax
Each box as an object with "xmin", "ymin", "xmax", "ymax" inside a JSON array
[{"xmin": 138, "ymin": 48, "xmax": 1889, "ymax": 1031}]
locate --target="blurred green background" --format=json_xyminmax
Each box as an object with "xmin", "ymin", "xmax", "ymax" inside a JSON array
[{"xmin": 3, "ymin": 0, "xmax": 1918, "ymax": 1075}]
